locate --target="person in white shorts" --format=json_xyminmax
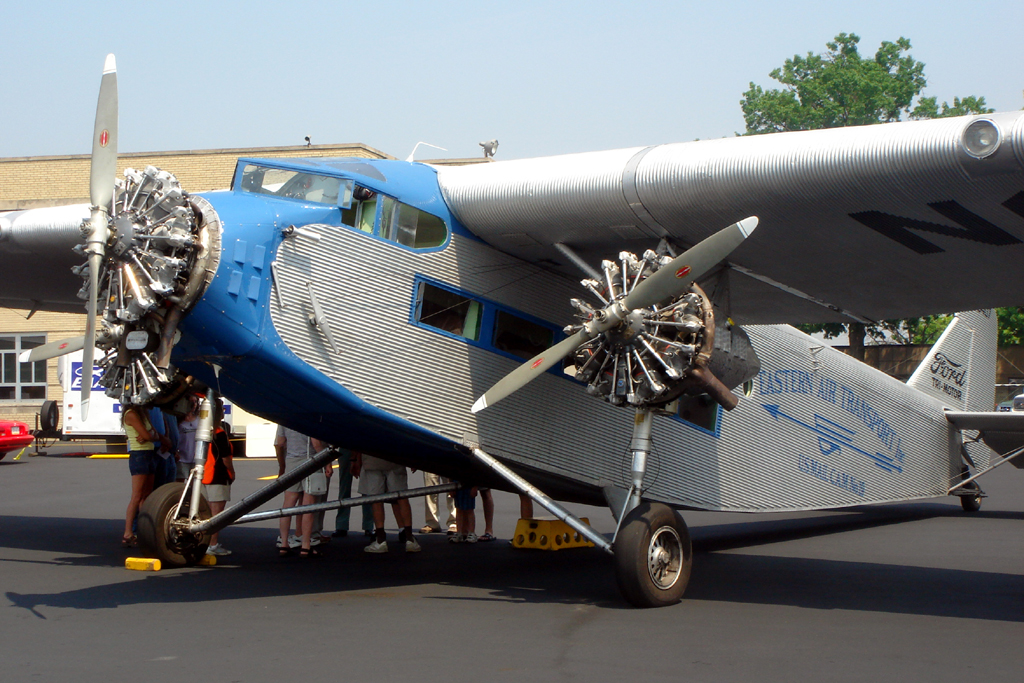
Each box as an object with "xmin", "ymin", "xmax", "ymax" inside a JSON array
[
  {"xmin": 354, "ymin": 452, "xmax": 420, "ymax": 554},
  {"xmin": 274, "ymin": 425, "xmax": 330, "ymax": 556}
]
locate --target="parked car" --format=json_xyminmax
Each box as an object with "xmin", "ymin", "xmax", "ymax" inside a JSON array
[{"xmin": 0, "ymin": 419, "xmax": 34, "ymax": 460}]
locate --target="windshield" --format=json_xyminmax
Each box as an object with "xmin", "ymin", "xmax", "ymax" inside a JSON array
[{"xmin": 237, "ymin": 164, "xmax": 354, "ymax": 208}]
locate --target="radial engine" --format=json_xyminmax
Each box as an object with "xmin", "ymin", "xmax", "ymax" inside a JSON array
[
  {"xmin": 73, "ymin": 166, "xmax": 221, "ymax": 405},
  {"xmin": 566, "ymin": 250, "xmax": 759, "ymax": 411}
]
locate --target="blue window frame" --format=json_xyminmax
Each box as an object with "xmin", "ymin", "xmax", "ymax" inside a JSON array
[
  {"xmin": 410, "ymin": 276, "xmax": 561, "ymax": 365},
  {"xmin": 671, "ymin": 395, "xmax": 721, "ymax": 437}
]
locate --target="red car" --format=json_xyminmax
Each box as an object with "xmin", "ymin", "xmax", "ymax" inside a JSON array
[{"xmin": 0, "ymin": 420, "xmax": 34, "ymax": 460}]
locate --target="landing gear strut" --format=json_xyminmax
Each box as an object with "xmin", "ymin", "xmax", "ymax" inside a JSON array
[{"xmin": 612, "ymin": 407, "xmax": 692, "ymax": 608}]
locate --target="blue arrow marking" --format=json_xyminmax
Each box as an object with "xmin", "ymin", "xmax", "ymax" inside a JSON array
[{"xmin": 763, "ymin": 404, "xmax": 902, "ymax": 474}]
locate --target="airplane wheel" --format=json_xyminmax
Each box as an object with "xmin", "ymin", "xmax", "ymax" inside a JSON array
[
  {"xmin": 614, "ymin": 502, "xmax": 692, "ymax": 608},
  {"xmin": 961, "ymin": 493, "xmax": 982, "ymax": 512},
  {"xmin": 138, "ymin": 482, "xmax": 211, "ymax": 566}
]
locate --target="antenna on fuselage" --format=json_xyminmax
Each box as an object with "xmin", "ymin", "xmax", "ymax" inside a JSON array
[{"xmin": 406, "ymin": 142, "xmax": 447, "ymax": 162}]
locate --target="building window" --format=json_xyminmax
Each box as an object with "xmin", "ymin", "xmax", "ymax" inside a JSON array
[{"xmin": 0, "ymin": 334, "xmax": 46, "ymax": 401}]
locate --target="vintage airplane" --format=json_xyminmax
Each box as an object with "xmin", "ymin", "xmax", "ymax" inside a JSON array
[{"xmin": 3, "ymin": 55, "xmax": 1024, "ymax": 607}]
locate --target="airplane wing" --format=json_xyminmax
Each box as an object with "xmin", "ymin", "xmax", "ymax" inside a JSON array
[
  {"xmin": 436, "ymin": 112, "xmax": 1024, "ymax": 324},
  {"xmin": 0, "ymin": 204, "xmax": 90, "ymax": 312}
]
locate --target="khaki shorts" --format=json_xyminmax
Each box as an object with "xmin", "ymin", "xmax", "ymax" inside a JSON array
[
  {"xmin": 282, "ymin": 458, "xmax": 305, "ymax": 493},
  {"xmin": 358, "ymin": 467, "xmax": 408, "ymax": 496},
  {"xmin": 205, "ymin": 484, "xmax": 231, "ymax": 503}
]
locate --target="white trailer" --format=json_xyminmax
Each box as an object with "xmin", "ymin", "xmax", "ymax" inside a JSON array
[{"xmin": 41, "ymin": 349, "xmax": 236, "ymax": 444}]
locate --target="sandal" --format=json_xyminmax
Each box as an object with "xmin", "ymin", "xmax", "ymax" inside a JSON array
[
  {"xmin": 300, "ymin": 546, "xmax": 324, "ymax": 558},
  {"xmin": 478, "ymin": 533, "xmax": 496, "ymax": 542},
  {"xmin": 278, "ymin": 546, "xmax": 292, "ymax": 557},
  {"xmin": 121, "ymin": 534, "xmax": 136, "ymax": 548}
]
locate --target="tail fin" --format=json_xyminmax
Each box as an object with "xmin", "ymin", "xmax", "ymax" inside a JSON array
[{"xmin": 907, "ymin": 310, "xmax": 997, "ymax": 412}]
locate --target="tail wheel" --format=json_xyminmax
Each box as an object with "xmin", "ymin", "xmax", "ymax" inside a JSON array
[
  {"xmin": 961, "ymin": 490, "xmax": 982, "ymax": 512},
  {"xmin": 958, "ymin": 469, "xmax": 983, "ymax": 512},
  {"xmin": 614, "ymin": 502, "xmax": 692, "ymax": 608},
  {"xmin": 138, "ymin": 482, "xmax": 211, "ymax": 566}
]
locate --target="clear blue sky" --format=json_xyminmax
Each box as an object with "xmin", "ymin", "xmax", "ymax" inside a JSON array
[{"xmin": 2, "ymin": 0, "xmax": 1021, "ymax": 161}]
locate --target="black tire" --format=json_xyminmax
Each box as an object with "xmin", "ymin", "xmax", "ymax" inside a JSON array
[
  {"xmin": 614, "ymin": 502, "xmax": 692, "ymax": 608},
  {"xmin": 138, "ymin": 482, "xmax": 211, "ymax": 566},
  {"xmin": 961, "ymin": 492, "xmax": 982, "ymax": 512},
  {"xmin": 40, "ymin": 400, "xmax": 59, "ymax": 432}
]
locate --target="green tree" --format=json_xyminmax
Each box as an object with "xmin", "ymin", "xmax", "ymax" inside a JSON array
[
  {"xmin": 740, "ymin": 32, "xmax": 995, "ymax": 358},
  {"xmin": 741, "ymin": 33, "xmax": 927, "ymax": 134}
]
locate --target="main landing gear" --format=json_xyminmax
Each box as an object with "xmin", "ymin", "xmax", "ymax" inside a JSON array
[
  {"xmin": 138, "ymin": 482, "xmax": 212, "ymax": 566},
  {"xmin": 471, "ymin": 406, "xmax": 694, "ymax": 609}
]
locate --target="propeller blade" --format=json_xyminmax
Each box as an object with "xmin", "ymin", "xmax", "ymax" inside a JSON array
[
  {"xmin": 472, "ymin": 328, "xmax": 593, "ymax": 413},
  {"xmin": 81, "ymin": 248, "xmax": 101, "ymax": 421},
  {"xmin": 622, "ymin": 217, "xmax": 758, "ymax": 311},
  {"xmin": 90, "ymin": 54, "xmax": 118, "ymax": 209},
  {"xmin": 82, "ymin": 54, "xmax": 118, "ymax": 421},
  {"xmin": 18, "ymin": 336, "xmax": 86, "ymax": 363}
]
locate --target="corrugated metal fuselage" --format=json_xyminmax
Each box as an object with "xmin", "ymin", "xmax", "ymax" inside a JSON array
[{"xmin": 174, "ymin": 175, "xmax": 961, "ymax": 513}]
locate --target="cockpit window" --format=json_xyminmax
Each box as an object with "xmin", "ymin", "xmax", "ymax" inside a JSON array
[
  {"xmin": 238, "ymin": 164, "xmax": 354, "ymax": 208},
  {"xmin": 380, "ymin": 197, "xmax": 448, "ymax": 249}
]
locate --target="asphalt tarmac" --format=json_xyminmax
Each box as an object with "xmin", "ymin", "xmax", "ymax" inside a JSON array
[{"xmin": 2, "ymin": 454, "xmax": 1022, "ymax": 682}]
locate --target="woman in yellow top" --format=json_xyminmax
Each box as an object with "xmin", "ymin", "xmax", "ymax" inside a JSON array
[{"xmin": 122, "ymin": 405, "xmax": 160, "ymax": 547}]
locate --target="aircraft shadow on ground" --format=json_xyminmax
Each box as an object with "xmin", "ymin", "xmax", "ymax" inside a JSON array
[{"xmin": 2, "ymin": 506, "xmax": 1022, "ymax": 620}]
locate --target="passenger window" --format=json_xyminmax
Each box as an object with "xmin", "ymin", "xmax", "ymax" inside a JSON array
[
  {"xmin": 415, "ymin": 283, "xmax": 481, "ymax": 341},
  {"xmin": 492, "ymin": 311, "xmax": 553, "ymax": 360},
  {"xmin": 380, "ymin": 198, "xmax": 447, "ymax": 248}
]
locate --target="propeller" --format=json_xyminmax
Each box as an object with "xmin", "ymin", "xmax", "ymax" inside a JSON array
[
  {"xmin": 471, "ymin": 217, "xmax": 758, "ymax": 413},
  {"xmin": 81, "ymin": 54, "xmax": 118, "ymax": 420},
  {"xmin": 18, "ymin": 336, "xmax": 86, "ymax": 363}
]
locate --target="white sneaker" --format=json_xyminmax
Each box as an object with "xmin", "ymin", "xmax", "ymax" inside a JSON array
[
  {"xmin": 464, "ymin": 533, "xmax": 478, "ymax": 544},
  {"xmin": 310, "ymin": 535, "xmax": 321, "ymax": 547},
  {"xmin": 364, "ymin": 539, "xmax": 388, "ymax": 553},
  {"xmin": 288, "ymin": 534, "xmax": 301, "ymax": 549},
  {"xmin": 206, "ymin": 543, "xmax": 231, "ymax": 556},
  {"xmin": 405, "ymin": 537, "xmax": 422, "ymax": 553}
]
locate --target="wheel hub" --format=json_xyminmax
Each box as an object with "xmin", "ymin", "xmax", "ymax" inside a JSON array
[{"xmin": 647, "ymin": 527, "xmax": 683, "ymax": 590}]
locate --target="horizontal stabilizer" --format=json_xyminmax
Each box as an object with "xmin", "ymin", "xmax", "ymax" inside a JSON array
[{"xmin": 945, "ymin": 410, "xmax": 1024, "ymax": 468}]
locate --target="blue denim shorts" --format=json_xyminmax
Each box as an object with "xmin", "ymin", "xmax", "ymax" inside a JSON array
[
  {"xmin": 454, "ymin": 486, "xmax": 476, "ymax": 510},
  {"xmin": 128, "ymin": 450, "xmax": 157, "ymax": 476}
]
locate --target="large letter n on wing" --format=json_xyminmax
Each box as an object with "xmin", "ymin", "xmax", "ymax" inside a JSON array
[{"xmin": 850, "ymin": 193, "xmax": 1024, "ymax": 255}]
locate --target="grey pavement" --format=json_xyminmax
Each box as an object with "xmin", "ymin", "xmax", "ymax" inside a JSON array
[{"xmin": 1, "ymin": 455, "xmax": 1022, "ymax": 682}]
